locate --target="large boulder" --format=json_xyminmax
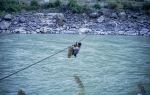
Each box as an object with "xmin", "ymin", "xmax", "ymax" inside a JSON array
[
  {"xmin": 0, "ymin": 21, "xmax": 11, "ymax": 30},
  {"xmin": 4, "ymin": 14, "xmax": 12, "ymax": 21},
  {"xmin": 13, "ymin": 27, "xmax": 26, "ymax": 34},
  {"xmin": 19, "ymin": 17, "xmax": 26, "ymax": 23},
  {"xmin": 55, "ymin": 13, "xmax": 66, "ymax": 26},
  {"xmin": 78, "ymin": 28, "xmax": 91, "ymax": 34},
  {"xmin": 88, "ymin": 12, "xmax": 100, "ymax": 18},
  {"xmin": 97, "ymin": 16, "xmax": 105, "ymax": 23}
]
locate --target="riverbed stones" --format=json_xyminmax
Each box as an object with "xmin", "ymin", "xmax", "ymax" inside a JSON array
[{"xmin": 0, "ymin": 9, "xmax": 149, "ymax": 36}]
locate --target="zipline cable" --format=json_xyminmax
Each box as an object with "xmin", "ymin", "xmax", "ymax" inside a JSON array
[{"xmin": 0, "ymin": 35, "xmax": 87, "ymax": 81}]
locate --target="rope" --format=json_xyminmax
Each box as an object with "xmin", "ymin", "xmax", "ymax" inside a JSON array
[{"xmin": 0, "ymin": 35, "xmax": 87, "ymax": 82}]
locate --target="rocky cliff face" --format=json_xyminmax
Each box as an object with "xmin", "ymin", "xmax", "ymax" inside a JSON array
[{"xmin": 0, "ymin": 9, "xmax": 150, "ymax": 36}]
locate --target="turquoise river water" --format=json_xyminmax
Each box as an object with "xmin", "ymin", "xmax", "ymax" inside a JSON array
[{"xmin": 0, "ymin": 34, "xmax": 150, "ymax": 95}]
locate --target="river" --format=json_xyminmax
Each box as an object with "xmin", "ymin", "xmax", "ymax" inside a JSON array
[{"xmin": 0, "ymin": 34, "xmax": 150, "ymax": 95}]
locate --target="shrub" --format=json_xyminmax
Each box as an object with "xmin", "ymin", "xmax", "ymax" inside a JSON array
[
  {"xmin": 123, "ymin": 1, "xmax": 142, "ymax": 11},
  {"xmin": 42, "ymin": 0, "xmax": 61, "ymax": 9},
  {"xmin": 83, "ymin": 4, "xmax": 92, "ymax": 14},
  {"xmin": 106, "ymin": 0, "xmax": 117, "ymax": 9},
  {"xmin": 29, "ymin": 0, "xmax": 40, "ymax": 10},
  {"xmin": 68, "ymin": 0, "xmax": 83, "ymax": 13},
  {"xmin": 0, "ymin": 11, "xmax": 5, "ymax": 17},
  {"xmin": 54, "ymin": 0, "xmax": 61, "ymax": 7},
  {"xmin": 106, "ymin": 0, "xmax": 124, "ymax": 10},
  {"xmin": 0, "ymin": 0, "xmax": 21, "ymax": 12},
  {"xmin": 93, "ymin": 3, "xmax": 101, "ymax": 9},
  {"xmin": 30, "ymin": 0, "xmax": 39, "ymax": 6},
  {"xmin": 143, "ymin": 2, "xmax": 150, "ymax": 11}
]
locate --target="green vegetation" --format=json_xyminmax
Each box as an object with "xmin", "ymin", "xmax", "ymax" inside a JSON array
[
  {"xmin": 28, "ymin": 0, "xmax": 40, "ymax": 10},
  {"xmin": 143, "ymin": 2, "xmax": 150, "ymax": 11},
  {"xmin": 106, "ymin": 0, "xmax": 124, "ymax": 10},
  {"xmin": 43, "ymin": 0, "xmax": 61, "ymax": 9},
  {"xmin": 106, "ymin": 0, "xmax": 150, "ymax": 12},
  {"xmin": 0, "ymin": 0, "xmax": 62, "ymax": 12},
  {"xmin": 68, "ymin": 0, "xmax": 83, "ymax": 13},
  {"xmin": 0, "ymin": 0, "xmax": 21, "ymax": 12},
  {"xmin": 68, "ymin": 0, "xmax": 91, "ymax": 13},
  {"xmin": 93, "ymin": 3, "xmax": 101, "ymax": 10},
  {"xmin": 0, "ymin": 0, "xmax": 149, "ymax": 14}
]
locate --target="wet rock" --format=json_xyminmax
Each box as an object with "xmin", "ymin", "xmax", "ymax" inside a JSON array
[
  {"xmin": 14, "ymin": 27, "xmax": 26, "ymax": 34},
  {"xmin": 89, "ymin": 12, "xmax": 100, "ymax": 18},
  {"xmin": 19, "ymin": 17, "xmax": 26, "ymax": 23},
  {"xmin": 62, "ymin": 30, "xmax": 77, "ymax": 34},
  {"xmin": 125, "ymin": 30, "xmax": 138, "ymax": 36},
  {"xmin": 97, "ymin": 16, "xmax": 105, "ymax": 23},
  {"xmin": 39, "ymin": 27, "xmax": 50, "ymax": 33},
  {"xmin": 118, "ymin": 31, "xmax": 125, "ymax": 35},
  {"xmin": 139, "ymin": 28, "xmax": 149, "ymax": 35},
  {"xmin": 0, "ymin": 21, "xmax": 11, "ymax": 30},
  {"xmin": 79, "ymin": 28, "xmax": 91, "ymax": 34},
  {"xmin": 4, "ymin": 14, "xmax": 12, "ymax": 21}
]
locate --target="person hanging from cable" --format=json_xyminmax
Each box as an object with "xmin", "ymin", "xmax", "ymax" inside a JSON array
[
  {"xmin": 73, "ymin": 42, "xmax": 82, "ymax": 57},
  {"xmin": 68, "ymin": 42, "xmax": 82, "ymax": 58}
]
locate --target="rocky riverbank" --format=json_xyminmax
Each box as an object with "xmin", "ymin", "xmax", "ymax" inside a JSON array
[{"xmin": 0, "ymin": 9, "xmax": 150, "ymax": 36}]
